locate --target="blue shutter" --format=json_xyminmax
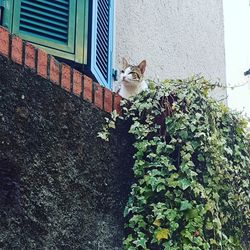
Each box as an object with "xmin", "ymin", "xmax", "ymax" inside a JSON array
[{"xmin": 91, "ymin": 0, "xmax": 113, "ymax": 88}]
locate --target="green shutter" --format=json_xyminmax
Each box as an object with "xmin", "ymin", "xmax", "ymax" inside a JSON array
[
  {"xmin": 1, "ymin": 0, "xmax": 113, "ymax": 89},
  {"xmin": 2, "ymin": 0, "xmax": 89, "ymax": 64},
  {"xmin": 12, "ymin": 0, "xmax": 76, "ymax": 55}
]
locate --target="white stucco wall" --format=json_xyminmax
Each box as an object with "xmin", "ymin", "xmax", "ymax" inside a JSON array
[{"xmin": 114, "ymin": 0, "xmax": 226, "ymax": 100}]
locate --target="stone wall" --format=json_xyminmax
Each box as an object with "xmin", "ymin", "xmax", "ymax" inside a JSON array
[{"xmin": 0, "ymin": 54, "xmax": 133, "ymax": 250}]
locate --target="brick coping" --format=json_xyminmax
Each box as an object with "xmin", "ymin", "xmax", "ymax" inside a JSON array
[{"xmin": 0, "ymin": 26, "xmax": 122, "ymax": 114}]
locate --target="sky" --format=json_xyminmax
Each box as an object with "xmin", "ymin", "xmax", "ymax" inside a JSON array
[{"xmin": 223, "ymin": 0, "xmax": 250, "ymax": 119}]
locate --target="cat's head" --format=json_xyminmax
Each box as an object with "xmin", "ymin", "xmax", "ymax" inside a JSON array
[{"xmin": 120, "ymin": 58, "xmax": 146, "ymax": 87}]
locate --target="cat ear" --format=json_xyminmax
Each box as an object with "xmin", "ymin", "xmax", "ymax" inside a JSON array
[
  {"xmin": 138, "ymin": 60, "xmax": 146, "ymax": 74},
  {"xmin": 122, "ymin": 58, "xmax": 129, "ymax": 69}
]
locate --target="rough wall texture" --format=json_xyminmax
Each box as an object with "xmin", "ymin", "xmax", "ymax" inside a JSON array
[
  {"xmin": 0, "ymin": 55, "xmax": 133, "ymax": 250},
  {"xmin": 115, "ymin": 0, "xmax": 226, "ymax": 100}
]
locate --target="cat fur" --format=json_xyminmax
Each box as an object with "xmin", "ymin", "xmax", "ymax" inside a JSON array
[{"xmin": 118, "ymin": 58, "xmax": 148, "ymax": 99}]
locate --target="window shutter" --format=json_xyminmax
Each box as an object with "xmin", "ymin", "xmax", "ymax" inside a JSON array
[
  {"xmin": 3, "ymin": 0, "xmax": 113, "ymax": 89},
  {"xmin": 91, "ymin": 0, "xmax": 113, "ymax": 88},
  {"xmin": 12, "ymin": 0, "xmax": 76, "ymax": 54}
]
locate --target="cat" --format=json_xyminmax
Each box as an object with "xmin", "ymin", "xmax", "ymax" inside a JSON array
[{"xmin": 118, "ymin": 58, "xmax": 148, "ymax": 99}]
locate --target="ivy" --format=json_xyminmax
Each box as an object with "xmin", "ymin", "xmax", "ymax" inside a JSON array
[{"xmin": 100, "ymin": 77, "xmax": 250, "ymax": 249}]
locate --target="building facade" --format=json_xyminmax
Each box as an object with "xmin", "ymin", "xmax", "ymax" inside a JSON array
[{"xmin": 115, "ymin": 0, "xmax": 227, "ymax": 100}]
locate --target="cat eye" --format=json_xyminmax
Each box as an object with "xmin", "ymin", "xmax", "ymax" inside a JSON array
[
  {"xmin": 121, "ymin": 70, "xmax": 124, "ymax": 73},
  {"xmin": 129, "ymin": 72, "xmax": 140, "ymax": 78}
]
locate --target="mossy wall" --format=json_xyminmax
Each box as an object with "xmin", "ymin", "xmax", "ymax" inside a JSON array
[{"xmin": 0, "ymin": 55, "xmax": 133, "ymax": 250}]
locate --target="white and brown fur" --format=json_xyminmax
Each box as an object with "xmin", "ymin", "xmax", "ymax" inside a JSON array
[{"xmin": 118, "ymin": 58, "xmax": 148, "ymax": 99}]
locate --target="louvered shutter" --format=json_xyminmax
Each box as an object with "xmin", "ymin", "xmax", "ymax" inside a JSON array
[
  {"xmin": 12, "ymin": 0, "xmax": 76, "ymax": 54},
  {"xmin": 3, "ymin": 0, "xmax": 114, "ymax": 89},
  {"xmin": 91, "ymin": 0, "xmax": 113, "ymax": 88}
]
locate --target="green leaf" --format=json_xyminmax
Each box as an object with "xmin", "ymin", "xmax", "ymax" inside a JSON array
[
  {"xmin": 117, "ymin": 77, "xmax": 250, "ymax": 249},
  {"xmin": 190, "ymin": 124, "xmax": 196, "ymax": 132},
  {"xmin": 185, "ymin": 209, "xmax": 199, "ymax": 219},
  {"xmin": 206, "ymin": 222, "xmax": 213, "ymax": 230},
  {"xmin": 167, "ymin": 164, "xmax": 176, "ymax": 171},
  {"xmin": 180, "ymin": 200, "xmax": 192, "ymax": 211},
  {"xmin": 178, "ymin": 178, "xmax": 191, "ymax": 190},
  {"xmin": 133, "ymin": 237, "xmax": 147, "ymax": 248},
  {"xmin": 156, "ymin": 184, "xmax": 166, "ymax": 192},
  {"xmin": 166, "ymin": 209, "xmax": 178, "ymax": 221},
  {"xmin": 179, "ymin": 130, "xmax": 189, "ymax": 139}
]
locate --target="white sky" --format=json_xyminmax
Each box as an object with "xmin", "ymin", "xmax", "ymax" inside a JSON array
[{"xmin": 223, "ymin": 0, "xmax": 250, "ymax": 118}]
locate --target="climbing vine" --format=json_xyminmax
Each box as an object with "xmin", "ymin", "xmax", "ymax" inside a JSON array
[{"xmin": 100, "ymin": 77, "xmax": 250, "ymax": 249}]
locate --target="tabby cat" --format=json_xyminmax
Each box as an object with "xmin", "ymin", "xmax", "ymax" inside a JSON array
[{"xmin": 118, "ymin": 58, "xmax": 148, "ymax": 99}]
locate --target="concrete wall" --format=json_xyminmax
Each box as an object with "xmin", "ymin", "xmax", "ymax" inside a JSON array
[{"xmin": 114, "ymin": 0, "xmax": 226, "ymax": 100}]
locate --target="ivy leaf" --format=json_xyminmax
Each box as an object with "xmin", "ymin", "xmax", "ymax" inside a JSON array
[
  {"xmin": 133, "ymin": 237, "xmax": 147, "ymax": 248},
  {"xmin": 190, "ymin": 124, "xmax": 196, "ymax": 132},
  {"xmin": 167, "ymin": 173, "xmax": 179, "ymax": 187},
  {"xmin": 156, "ymin": 184, "xmax": 166, "ymax": 192},
  {"xmin": 191, "ymin": 140, "xmax": 199, "ymax": 149},
  {"xmin": 205, "ymin": 200, "xmax": 216, "ymax": 213},
  {"xmin": 155, "ymin": 228, "xmax": 170, "ymax": 242},
  {"xmin": 153, "ymin": 219, "xmax": 161, "ymax": 227},
  {"xmin": 167, "ymin": 164, "xmax": 176, "ymax": 171},
  {"xmin": 180, "ymin": 200, "xmax": 192, "ymax": 211},
  {"xmin": 166, "ymin": 209, "xmax": 178, "ymax": 221},
  {"xmin": 120, "ymin": 77, "xmax": 250, "ymax": 249},
  {"xmin": 242, "ymin": 179, "xmax": 249, "ymax": 188},
  {"xmin": 179, "ymin": 130, "xmax": 189, "ymax": 139},
  {"xmin": 178, "ymin": 178, "xmax": 191, "ymax": 190},
  {"xmin": 209, "ymin": 238, "xmax": 219, "ymax": 246},
  {"xmin": 185, "ymin": 209, "xmax": 199, "ymax": 219},
  {"xmin": 212, "ymin": 217, "xmax": 222, "ymax": 230},
  {"xmin": 97, "ymin": 132, "xmax": 109, "ymax": 141},
  {"xmin": 206, "ymin": 222, "xmax": 213, "ymax": 230}
]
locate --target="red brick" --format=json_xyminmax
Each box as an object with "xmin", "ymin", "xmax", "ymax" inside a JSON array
[
  {"xmin": 73, "ymin": 70, "xmax": 82, "ymax": 96},
  {"xmin": 83, "ymin": 75, "xmax": 93, "ymax": 102},
  {"xmin": 114, "ymin": 93, "xmax": 122, "ymax": 115},
  {"xmin": 0, "ymin": 27, "xmax": 9, "ymax": 57},
  {"xmin": 24, "ymin": 43, "xmax": 35, "ymax": 69},
  {"xmin": 61, "ymin": 64, "xmax": 71, "ymax": 92},
  {"xmin": 37, "ymin": 49, "xmax": 48, "ymax": 78},
  {"xmin": 11, "ymin": 36, "xmax": 23, "ymax": 65},
  {"xmin": 104, "ymin": 88, "xmax": 113, "ymax": 113},
  {"xmin": 49, "ymin": 56, "xmax": 60, "ymax": 85},
  {"xmin": 94, "ymin": 83, "xmax": 103, "ymax": 109}
]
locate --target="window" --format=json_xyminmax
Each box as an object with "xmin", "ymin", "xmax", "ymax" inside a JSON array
[{"xmin": 1, "ymin": 0, "xmax": 114, "ymax": 88}]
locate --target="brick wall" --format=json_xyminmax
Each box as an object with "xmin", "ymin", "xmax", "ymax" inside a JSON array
[{"xmin": 0, "ymin": 26, "xmax": 122, "ymax": 114}]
